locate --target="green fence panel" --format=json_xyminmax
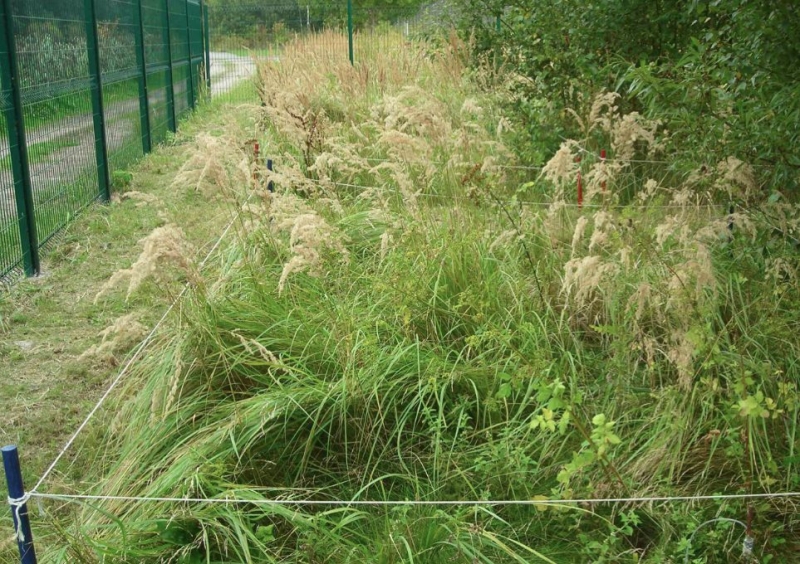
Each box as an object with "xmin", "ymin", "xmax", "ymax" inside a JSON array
[
  {"xmin": 135, "ymin": 0, "xmax": 152, "ymax": 154},
  {"xmin": 0, "ymin": 0, "xmax": 37, "ymax": 278},
  {"xmin": 352, "ymin": 4, "xmax": 439, "ymax": 62},
  {"xmin": 10, "ymin": 0, "xmax": 103, "ymax": 252},
  {"xmin": 142, "ymin": 0, "xmax": 174, "ymax": 142},
  {"xmin": 84, "ymin": 0, "xmax": 111, "ymax": 202},
  {"xmin": 203, "ymin": 2, "xmax": 210, "ymax": 91},
  {"xmin": 0, "ymin": 0, "xmax": 209, "ymax": 284},
  {"xmin": 96, "ymin": 0, "xmax": 147, "ymax": 175},
  {"xmin": 187, "ymin": 0, "xmax": 203, "ymax": 102},
  {"xmin": 169, "ymin": 0, "xmax": 190, "ymax": 120}
]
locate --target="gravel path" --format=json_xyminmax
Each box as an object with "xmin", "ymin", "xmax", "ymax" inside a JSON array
[{"xmin": 209, "ymin": 51, "xmax": 259, "ymax": 96}]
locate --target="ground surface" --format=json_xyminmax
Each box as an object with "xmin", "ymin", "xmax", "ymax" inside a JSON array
[{"xmin": 0, "ymin": 91, "xmax": 256, "ymax": 525}]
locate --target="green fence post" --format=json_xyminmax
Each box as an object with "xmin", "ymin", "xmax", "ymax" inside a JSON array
[
  {"xmin": 204, "ymin": 4, "xmax": 211, "ymax": 92},
  {"xmin": 0, "ymin": 0, "xmax": 39, "ymax": 276},
  {"xmin": 84, "ymin": 0, "xmax": 111, "ymax": 201},
  {"xmin": 164, "ymin": 0, "xmax": 177, "ymax": 132},
  {"xmin": 347, "ymin": 0, "xmax": 354, "ymax": 65},
  {"xmin": 184, "ymin": 0, "xmax": 195, "ymax": 110},
  {"xmin": 203, "ymin": 2, "xmax": 210, "ymax": 91},
  {"xmin": 135, "ymin": 0, "xmax": 152, "ymax": 154}
]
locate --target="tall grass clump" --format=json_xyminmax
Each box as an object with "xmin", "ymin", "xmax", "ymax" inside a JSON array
[{"xmin": 42, "ymin": 29, "xmax": 800, "ymax": 563}]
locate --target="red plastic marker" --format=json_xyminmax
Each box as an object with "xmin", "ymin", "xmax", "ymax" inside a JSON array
[{"xmin": 253, "ymin": 142, "xmax": 260, "ymax": 182}]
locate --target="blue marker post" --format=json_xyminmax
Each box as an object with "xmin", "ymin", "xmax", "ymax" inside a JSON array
[{"xmin": 2, "ymin": 446, "xmax": 37, "ymax": 564}]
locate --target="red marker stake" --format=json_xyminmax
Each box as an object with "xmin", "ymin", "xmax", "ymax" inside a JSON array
[{"xmin": 253, "ymin": 142, "xmax": 260, "ymax": 183}]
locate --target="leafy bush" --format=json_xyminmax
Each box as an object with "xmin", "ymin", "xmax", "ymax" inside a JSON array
[{"xmin": 458, "ymin": 0, "xmax": 800, "ymax": 194}]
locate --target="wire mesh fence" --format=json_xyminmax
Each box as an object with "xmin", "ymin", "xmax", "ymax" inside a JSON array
[
  {"xmin": 0, "ymin": 0, "xmax": 208, "ymax": 282},
  {"xmin": 0, "ymin": 0, "xmax": 455, "ymax": 283}
]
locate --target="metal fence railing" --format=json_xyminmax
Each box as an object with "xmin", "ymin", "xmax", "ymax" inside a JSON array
[
  {"xmin": 0, "ymin": 0, "xmax": 450, "ymax": 282},
  {"xmin": 0, "ymin": 0, "xmax": 210, "ymax": 281}
]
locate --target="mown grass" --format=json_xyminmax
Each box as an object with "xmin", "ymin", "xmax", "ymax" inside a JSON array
[
  {"xmin": 14, "ymin": 31, "xmax": 800, "ymax": 563},
  {"xmin": 0, "ymin": 79, "xmax": 260, "ymax": 559}
]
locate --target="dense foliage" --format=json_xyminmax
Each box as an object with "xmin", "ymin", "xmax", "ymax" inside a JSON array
[
  {"xmin": 207, "ymin": 0, "xmax": 429, "ymax": 41},
  {"xmin": 39, "ymin": 25, "xmax": 800, "ymax": 562},
  {"xmin": 461, "ymin": 0, "xmax": 800, "ymax": 192}
]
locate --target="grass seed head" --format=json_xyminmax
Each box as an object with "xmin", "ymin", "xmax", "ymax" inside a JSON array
[{"xmin": 95, "ymin": 225, "xmax": 195, "ymax": 302}]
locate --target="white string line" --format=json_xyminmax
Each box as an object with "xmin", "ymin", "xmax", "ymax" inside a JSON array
[
  {"xmin": 30, "ymin": 199, "xmax": 248, "ymax": 496},
  {"xmin": 320, "ymin": 179, "xmax": 729, "ymax": 209},
  {"xmin": 362, "ymin": 156, "xmax": 544, "ymax": 171},
  {"xmin": 28, "ymin": 491, "xmax": 800, "ymax": 507}
]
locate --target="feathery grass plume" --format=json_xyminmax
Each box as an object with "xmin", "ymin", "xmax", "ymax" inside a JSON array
[
  {"xmin": 172, "ymin": 129, "xmax": 255, "ymax": 197},
  {"xmin": 637, "ymin": 178, "xmax": 660, "ymax": 204},
  {"xmin": 611, "ymin": 111, "xmax": 662, "ymax": 161},
  {"xmin": 668, "ymin": 330, "xmax": 697, "ymax": 390},
  {"xmin": 696, "ymin": 212, "xmax": 757, "ymax": 243},
  {"xmin": 460, "ymin": 97, "xmax": 484, "ymax": 118},
  {"xmin": 667, "ymin": 241, "xmax": 717, "ymax": 307},
  {"xmin": 95, "ymin": 224, "xmax": 195, "ymax": 302},
  {"xmin": 277, "ymin": 213, "xmax": 350, "ymax": 295},
  {"xmin": 541, "ymin": 140, "xmax": 579, "ymax": 198},
  {"xmin": 78, "ymin": 314, "xmax": 147, "ymax": 364},
  {"xmin": 267, "ymin": 190, "xmax": 349, "ymax": 294},
  {"xmin": 308, "ymin": 141, "xmax": 371, "ymax": 183},
  {"xmin": 588, "ymin": 210, "xmax": 616, "ymax": 251},
  {"xmin": 561, "ymin": 255, "xmax": 618, "ymax": 307},
  {"xmin": 372, "ymin": 86, "xmax": 452, "ymax": 143},
  {"xmin": 766, "ymin": 258, "xmax": 797, "ymax": 286},
  {"xmin": 714, "ymin": 155, "xmax": 758, "ymax": 201},
  {"xmin": 570, "ymin": 215, "xmax": 589, "ymax": 256},
  {"xmin": 587, "ymin": 90, "xmax": 620, "ymax": 135},
  {"xmin": 368, "ymin": 161, "xmax": 422, "ymax": 216}
]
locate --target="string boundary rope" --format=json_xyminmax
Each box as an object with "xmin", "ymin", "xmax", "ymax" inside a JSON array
[
  {"xmin": 28, "ymin": 491, "xmax": 800, "ymax": 508},
  {"xmin": 322, "ymin": 179, "xmax": 730, "ymax": 209},
  {"xmin": 30, "ymin": 199, "xmax": 250, "ymax": 495}
]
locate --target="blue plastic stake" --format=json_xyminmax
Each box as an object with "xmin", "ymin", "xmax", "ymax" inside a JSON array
[
  {"xmin": 2, "ymin": 445, "xmax": 37, "ymax": 564},
  {"xmin": 267, "ymin": 159, "xmax": 274, "ymax": 193}
]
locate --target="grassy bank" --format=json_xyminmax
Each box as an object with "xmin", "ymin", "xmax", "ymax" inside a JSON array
[
  {"xmin": 0, "ymin": 80, "xmax": 260, "ymax": 558},
  {"xmin": 27, "ymin": 31, "xmax": 800, "ymax": 563}
]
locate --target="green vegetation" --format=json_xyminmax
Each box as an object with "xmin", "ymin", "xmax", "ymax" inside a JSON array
[
  {"xmin": 0, "ymin": 85, "xmax": 260, "ymax": 561},
  {"xmin": 25, "ymin": 27, "xmax": 798, "ymax": 563},
  {"xmin": 463, "ymin": 0, "xmax": 800, "ymax": 190}
]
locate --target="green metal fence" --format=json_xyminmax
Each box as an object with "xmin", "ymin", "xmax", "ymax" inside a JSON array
[
  {"xmin": 207, "ymin": 1, "xmax": 449, "ymax": 103},
  {"xmin": 0, "ymin": 0, "xmax": 449, "ymax": 282},
  {"xmin": 0, "ymin": 0, "xmax": 209, "ymax": 281}
]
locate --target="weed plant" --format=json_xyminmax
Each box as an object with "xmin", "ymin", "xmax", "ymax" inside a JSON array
[{"xmin": 43, "ymin": 30, "xmax": 800, "ymax": 563}]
